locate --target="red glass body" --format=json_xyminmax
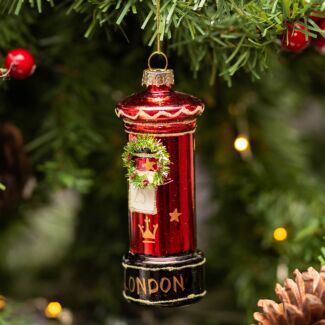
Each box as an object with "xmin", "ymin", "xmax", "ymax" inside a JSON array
[{"xmin": 116, "ymin": 83, "xmax": 204, "ymax": 257}]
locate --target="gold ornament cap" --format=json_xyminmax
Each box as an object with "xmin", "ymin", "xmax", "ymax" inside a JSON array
[{"xmin": 142, "ymin": 69, "xmax": 174, "ymax": 87}]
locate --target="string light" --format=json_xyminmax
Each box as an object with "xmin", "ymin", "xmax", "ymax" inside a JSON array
[
  {"xmin": 234, "ymin": 135, "xmax": 250, "ymax": 152},
  {"xmin": 45, "ymin": 301, "xmax": 62, "ymax": 318},
  {"xmin": 0, "ymin": 295, "xmax": 6, "ymax": 310},
  {"xmin": 273, "ymin": 227, "xmax": 288, "ymax": 241}
]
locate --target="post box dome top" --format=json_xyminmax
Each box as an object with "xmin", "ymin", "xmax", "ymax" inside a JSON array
[{"xmin": 115, "ymin": 69, "xmax": 204, "ymax": 123}]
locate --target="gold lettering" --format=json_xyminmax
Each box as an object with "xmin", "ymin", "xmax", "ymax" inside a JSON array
[
  {"xmin": 128, "ymin": 276, "xmax": 135, "ymax": 293},
  {"xmin": 173, "ymin": 275, "xmax": 185, "ymax": 292},
  {"xmin": 160, "ymin": 277, "xmax": 171, "ymax": 293},
  {"xmin": 136, "ymin": 277, "xmax": 147, "ymax": 295},
  {"xmin": 148, "ymin": 278, "xmax": 159, "ymax": 295}
]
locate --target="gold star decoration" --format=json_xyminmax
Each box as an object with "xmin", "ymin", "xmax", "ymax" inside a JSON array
[
  {"xmin": 143, "ymin": 158, "xmax": 156, "ymax": 171},
  {"xmin": 169, "ymin": 208, "xmax": 182, "ymax": 222}
]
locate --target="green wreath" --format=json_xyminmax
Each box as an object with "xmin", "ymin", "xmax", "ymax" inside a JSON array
[{"xmin": 122, "ymin": 135, "xmax": 170, "ymax": 189}]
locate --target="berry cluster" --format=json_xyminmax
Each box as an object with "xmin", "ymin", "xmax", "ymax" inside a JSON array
[{"xmin": 282, "ymin": 14, "xmax": 325, "ymax": 54}]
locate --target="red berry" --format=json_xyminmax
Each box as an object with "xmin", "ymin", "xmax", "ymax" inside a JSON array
[
  {"xmin": 4, "ymin": 48, "xmax": 36, "ymax": 80},
  {"xmin": 282, "ymin": 22, "xmax": 310, "ymax": 53},
  {"xmin": 315, "ymin": 19, "xmax": 325, "ymax": 55},
  {"xmin": 143, "ymin": 179, "xmax": 149, "ymax": 187},
  {"xmin": 129, "ymin": 134, "xmax": 137, "ymax": 141}
]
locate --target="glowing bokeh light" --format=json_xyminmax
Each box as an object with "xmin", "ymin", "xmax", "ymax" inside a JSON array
[
  {"xmin": 0, "ymin": 296, "xmax": 6, "ymax": 310},
  {"xmin": 273, "ymin": 227, "xmax": 288, "ymax": 241},
  {"xmin": 234, "ymin": 135, "xmax": 250, "ymax": 152},
  {"xmin": 45, "ymin": 301, "xmax": 62, "ymax": 318}
]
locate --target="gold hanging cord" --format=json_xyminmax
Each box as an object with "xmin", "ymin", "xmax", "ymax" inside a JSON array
[{"xmin": 147, "ymin": 0, "xmax": 168, "ymax": 71}]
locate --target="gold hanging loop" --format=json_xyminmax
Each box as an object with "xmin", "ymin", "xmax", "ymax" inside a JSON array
[{"xmin": 148, "ymin": 51, "xmax": 168, "ymax": 71}]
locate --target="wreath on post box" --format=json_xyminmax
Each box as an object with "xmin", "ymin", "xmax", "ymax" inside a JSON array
[{"xmin": 122, "ymin": 134, "xmax": 170, "ymax": 189}]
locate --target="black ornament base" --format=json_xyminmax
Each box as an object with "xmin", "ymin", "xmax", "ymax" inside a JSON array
[{"xmin": 122, "ymin": 251, "xmax": 206, "ymax": 307}]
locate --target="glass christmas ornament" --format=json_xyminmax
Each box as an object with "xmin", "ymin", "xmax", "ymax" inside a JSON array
[{"xmin": 116, "ymin": 68, "xmax": 206, "ymax": 307}]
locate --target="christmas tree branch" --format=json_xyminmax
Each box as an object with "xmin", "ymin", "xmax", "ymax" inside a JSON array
[
  {"xmin": 2, "ymin": 0, "xmax": 325, "ymax": 83},
  {"xmin": 64, "ymin": 0, "xmax": 325, "ymax": 84},
  {"xmin": 0, "ymin": 0, "xmax": 54, "ymax": 14},
  {"xmin": 0, "ymin": 14, "xmax": 34, "ymax": 50}
]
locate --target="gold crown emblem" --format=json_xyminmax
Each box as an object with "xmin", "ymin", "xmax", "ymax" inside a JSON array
[{"xmin": 138, "ymin": 216, "xmax": 158, "ymax": 243}]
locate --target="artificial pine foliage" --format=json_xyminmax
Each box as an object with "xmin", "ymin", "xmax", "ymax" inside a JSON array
[
  {"xmin": 0, "ymin": 0, "xmax": 323, "ymax": 324},
  {"xmin": 1, "ymin": 0, "xmax": 325, "ymax": 84}
]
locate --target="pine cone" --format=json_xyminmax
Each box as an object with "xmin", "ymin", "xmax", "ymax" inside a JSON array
[
  {"xmin": 254, "ymin": 266, "xmax": 325, "ymax": 325},
  {"xmin": 0, "ymin": 122, "xmax": 34, "ymax": 212}
]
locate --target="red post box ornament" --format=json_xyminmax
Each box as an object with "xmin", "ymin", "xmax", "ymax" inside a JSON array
[{"xmin": 116, "ymin": 53, "xmax": 206, "ymax": 306}]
